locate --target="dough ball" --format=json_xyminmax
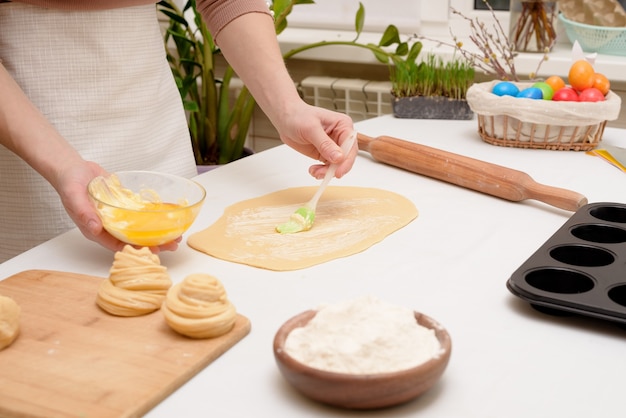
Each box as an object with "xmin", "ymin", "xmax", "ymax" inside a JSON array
[
  {"xmin": 97, "ymin": 245, "xmax": 172, "ymax": 316},
  {"xmin": 0, "ymin": 294, "xmax": 20, "ymax": 350},
  {"xmin": 162, "ymin": 274, "xmax": 237, "ymax": 339}
]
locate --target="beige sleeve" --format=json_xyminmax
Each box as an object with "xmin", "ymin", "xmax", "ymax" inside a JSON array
[{"xmin": 197, "ymin": 0, "xmax": 271, "ymax": 40}]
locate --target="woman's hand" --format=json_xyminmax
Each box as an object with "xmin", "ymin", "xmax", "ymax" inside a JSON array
[
  {"xmin": 55, "ymin": 160, "xmax": 181, "ymax": 254},
  {"xmin": 275, "ymin": 102, "xmax": 358, "ymax": 179}
]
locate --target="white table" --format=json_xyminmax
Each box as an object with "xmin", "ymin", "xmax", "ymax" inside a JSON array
[{"xmin": 2, "ymin": 115, "xmax": 626, "ymax": 417}]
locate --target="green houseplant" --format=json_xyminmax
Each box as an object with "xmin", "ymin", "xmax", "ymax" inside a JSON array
[
  {"xmin": 390, "ymin": 53, "xmax": 475, "ymax": 119},
  {"xmin": 157, "ymin": 0, "xmax": 422, "ymax": 166},
  {"xmin": 158, "ymin": 0, "xmax": 253, "ymax": 165}
]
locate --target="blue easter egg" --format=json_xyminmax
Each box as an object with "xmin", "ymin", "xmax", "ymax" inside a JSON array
[
  {"xmin": 516, "ymin": 87, "xmax": 544, "ymax": 100},
  {"xmin": 492, "ymin": 82, "xmax": 520, "ymax": 97}
]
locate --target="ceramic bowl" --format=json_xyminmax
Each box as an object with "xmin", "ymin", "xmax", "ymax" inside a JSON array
[
  {"xmin": 88, "ymin": 171, "xmax": 206, "ymax": 247},
  {"xmin": 273, "ymin": 309, "xmax": 452, "ymax": 410}
]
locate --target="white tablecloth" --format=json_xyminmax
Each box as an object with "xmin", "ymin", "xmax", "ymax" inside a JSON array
[{"xmin": 2, "ymin": 116, "xmax": 626, "ymax": 417}]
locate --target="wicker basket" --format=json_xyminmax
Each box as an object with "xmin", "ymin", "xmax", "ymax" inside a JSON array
[
  {"xmin": 475, "ymin": 114, "xmax": 607, "ymax": 151},
  {"xmin": 466, "ymin": 81, "xmax": 622, "ymax": 151},
  {"xmin": 559, "ymin": 13, "xmax": 626, "ymax": 56}
]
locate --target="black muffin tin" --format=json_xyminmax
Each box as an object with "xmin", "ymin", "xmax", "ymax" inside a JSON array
[{"xmin": 507, "ymin": 202, "xmax": 626, "ymax": 324}]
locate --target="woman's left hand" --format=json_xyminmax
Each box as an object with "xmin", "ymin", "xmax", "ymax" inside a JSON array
[{"xmin": 277, "ymin": 102, "xmax": 358, "ymax": 179}]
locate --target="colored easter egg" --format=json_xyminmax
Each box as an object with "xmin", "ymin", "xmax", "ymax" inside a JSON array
[
  {"xmin": 532, "ymin": 82, "xmax": 554, "ymax": 100},
  {"xmin": 516, "ymin": 87, "xmax": 543, "ymax": 100},
  {"xmin": 492, "ymin": 81, "xmax": 520, "ymax": 97},
  {"xmin": 579, "ymin": 87, "xmax": 606, "ymax": 102},
  {"xmin": 552, "ymin": 87, "xmax": 579, "ymax": 102},
  {"xmin": 545, "ymin": 75, "xmax": 566, "ymax": 92}
]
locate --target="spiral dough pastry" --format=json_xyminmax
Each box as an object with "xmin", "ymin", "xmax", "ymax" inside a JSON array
[
  {"xmin": 0, "ymin": 294, "xmax": 20, "ymax": 350},
  {"xmin": 97, "ymin": 245, "xmax": 172, "ymax": 316},
  {"xmin": 162, "ymin": 274, "xmax": 236, "ymax": 339}
]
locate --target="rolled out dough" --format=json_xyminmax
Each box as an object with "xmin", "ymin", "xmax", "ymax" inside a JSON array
[{"xmin": 187, "ymin": 186, "xmax": 418, "ymax": 271}]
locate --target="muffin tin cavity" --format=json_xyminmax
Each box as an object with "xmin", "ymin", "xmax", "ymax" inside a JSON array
[
  {"xmin": 590, "ymin": 206, "xmax": 626, "ymax": 223},
  {"xmin": 525, "ymin": 268, "xmax": 595, "ymax": 294},
  {"xmin": 507, "ymin": 203, "xmax": 626, "ymax": 324},
  {"xmin": 608, "ymin": 285, "xmax": 626, "ymax": 308},
  {"xmin": 549, "ymin": 244, "xmax": 615, "ymax": 267},
  {"xmin": 570, "ymin": 224, "xmax": 626, "ymax": 244}
]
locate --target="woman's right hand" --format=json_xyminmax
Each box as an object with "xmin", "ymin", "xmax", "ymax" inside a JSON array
[{"xmin": 56, "ymin": 160, "xmax": 181, "ymax": 254}]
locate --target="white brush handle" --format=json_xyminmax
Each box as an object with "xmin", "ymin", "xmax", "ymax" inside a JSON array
[{"xmin": 307, "ymin": 130, "xmax": 357, "ymax": 209}]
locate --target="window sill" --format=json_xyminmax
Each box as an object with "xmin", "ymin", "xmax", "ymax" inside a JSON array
[{"xmin": 278, "ymin": 28, "xmax": 626, "ymax": 82}]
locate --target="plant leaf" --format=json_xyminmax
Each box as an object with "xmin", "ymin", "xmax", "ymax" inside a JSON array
[
  {"xmin": 379, "ymin": 25, "xmax": 400, "ymax": 47},
  {"xmin": 354, "ymin": 2, "xmax": 365, "ymax": 37},
  {"xmin": 407, "ymin": 42, "xmax": 423, "ymax": 62},
  {"xmin": 157, "ymin": 1, "xmax": 175, "ymax": 12},
  {"xmin": 168, "ymin": 30, "xmax": 194, "ymax": 46},
  {"xmin": 368, "ymin": 46, "xmax": 390, "ymax": 64},
  {"xmin": 272, "ymin": 0, "xmax": 291, "ymax": 18},
  {"xmin": 395, "ymin": 42, "xmax": 408, "ymax": 56},
  {"xmin": 183, "ymin": 100, "xmax": 199, "ymax": 112},
  {"xmin": 161, "ymin": 9, "xmax": 188, "ymax": 26},
  {"xmin": 275, "ymin": 18, "xmax": 288, "ymax": 34}
]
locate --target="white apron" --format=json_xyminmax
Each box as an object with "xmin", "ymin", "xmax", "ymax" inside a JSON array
[{"xmin": 0, "ymin": 3, "xmax": 197, "ymax": 262}]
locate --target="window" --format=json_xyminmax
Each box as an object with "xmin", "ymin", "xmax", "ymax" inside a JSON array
[
  {"xmin": 475, "ymin": 0, "xmax": 509, "ymax": 11},
  {"xmin": 449, "ymin": 0, "xmax": 512, "ymax": 37},
  {"xmin": 285, "ymin": 1, "xmax": 511, "ymax": 37},
  {"xmin": 285, "ymin": 0, "xmax": 422, "ymax": 33}
]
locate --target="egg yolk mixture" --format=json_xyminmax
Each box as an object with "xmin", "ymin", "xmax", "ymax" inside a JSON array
[{"xmin": 89, "ymin": 175, "xmax": 194, "ymax": 246}]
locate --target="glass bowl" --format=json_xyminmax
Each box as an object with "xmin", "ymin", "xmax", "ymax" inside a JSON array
[{"xmin": 88, "ymin": 171, "xmax": 206, "ymax": 247}]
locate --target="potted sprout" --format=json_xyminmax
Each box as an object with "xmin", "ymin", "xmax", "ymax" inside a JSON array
[{"xmin": 390, "ymin": 53, "xmax": 475, "ymax": 119}]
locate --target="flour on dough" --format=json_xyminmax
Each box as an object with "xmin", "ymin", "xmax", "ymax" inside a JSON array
[{"xmin": 187, "ymin": 186, "xmax": 418, "ymax": 271}]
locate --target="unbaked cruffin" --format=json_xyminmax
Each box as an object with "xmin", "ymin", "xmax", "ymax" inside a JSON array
[
  {"xmin": 0, "ymin": 294, "xmax": 20, "ymax": 350},
  {"xmin": 161, "ymin": 273, "xmax": 236, "ymax": 339},
  {"xmin": 97, "ymin": 245, "xmax": 172, "ymax": 316}
]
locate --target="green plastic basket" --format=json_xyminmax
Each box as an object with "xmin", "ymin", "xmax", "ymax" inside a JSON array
[{"xmin": 559, "ymin": 13, "xmax": 626, "ymax": 56}]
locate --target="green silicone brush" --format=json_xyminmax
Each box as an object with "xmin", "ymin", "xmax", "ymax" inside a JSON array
[{"xmin": 276, "ymin": 131, "xmax": 357, "ymax": 234}]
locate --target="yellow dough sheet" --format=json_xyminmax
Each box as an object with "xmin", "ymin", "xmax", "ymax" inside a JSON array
[{"xmin": 187, "ymin": 186, "xmax": 418, "ymax": 271}]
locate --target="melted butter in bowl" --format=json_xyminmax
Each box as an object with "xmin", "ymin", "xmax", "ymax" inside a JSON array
[{"xmin": 88, "ymin": 171, "xmax": 206, "ymax": 246}]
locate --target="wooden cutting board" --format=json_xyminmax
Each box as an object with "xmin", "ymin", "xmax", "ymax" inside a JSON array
[{"xmin": 0, "ymin": 270, "xmax": 251, "ymax": 418}]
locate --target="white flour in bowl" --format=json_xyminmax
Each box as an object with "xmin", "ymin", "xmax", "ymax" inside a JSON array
[{"xmin": 283, "ymin": 296, "xmax": 443, "ymax": 374}]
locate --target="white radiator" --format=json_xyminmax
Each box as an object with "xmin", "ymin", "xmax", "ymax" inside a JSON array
[
  {"xmin": 226, "ymin": 76, "xmax": 394, "ymax": 152},
  {"xmin": 299, "ymin": 76, "xmax": 393, "ymax": 121}
]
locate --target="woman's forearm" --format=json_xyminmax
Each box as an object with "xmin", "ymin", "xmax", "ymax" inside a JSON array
[
  {"xmin": 0, "ymin": 63, "xmax": 85, "ymax": 191},
  {"xmin": 212, "ymin": 11, "xmax": 355, "ymax": 171},
  {"xmin": 213, "ymin": 12, "xmax": 303, "ymax": 129}
]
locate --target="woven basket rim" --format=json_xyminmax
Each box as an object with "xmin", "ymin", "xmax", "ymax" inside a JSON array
[{"xmin": 476, "ymin": 114, "xmax": 606, "ymax": 151}]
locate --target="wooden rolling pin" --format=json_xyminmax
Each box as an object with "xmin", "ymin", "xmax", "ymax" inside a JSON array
[{"xmin": 357, "ymin": 133, "xmax": 588, "ymax": 212}]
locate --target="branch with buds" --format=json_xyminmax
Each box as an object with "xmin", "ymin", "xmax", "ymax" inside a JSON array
[{"xmin": 414, "ymin": 1, "xmax": 549, "ymax": 82}]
